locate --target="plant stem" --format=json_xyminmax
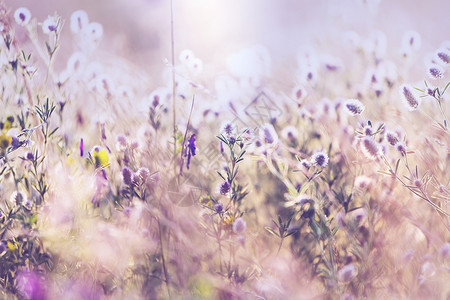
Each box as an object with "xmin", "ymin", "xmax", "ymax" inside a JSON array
[{"xmin": 170, "ymin": 0, "xmax": 177, "ymax": 182}]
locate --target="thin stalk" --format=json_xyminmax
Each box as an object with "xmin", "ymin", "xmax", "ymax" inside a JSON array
[
  {"xmin": 170, "ymin": 0, "xmax": 177, "ymax": 182},
  {"xmin": 158, "ymin": 219, "xmax": 171, "ymax": 298}
]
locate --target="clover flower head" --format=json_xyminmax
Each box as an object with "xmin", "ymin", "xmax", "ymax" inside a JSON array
[
  {"xmin": 122, "ymin": 167, "xmax": 132, "ymax": 185},
  {"xmin": 214, "ymin": 203, "xmax": 224, "ymax": 213},
  {"xmin": 219, "ymin": 181, "xmax": 231, "ymax": 195},
  {"xmin": 138, "ymin": 167, "xmax": 150, "ymax": 182},
  {"xmin": 427, "ymin": 64, "xmax": 444, "ymax": 79},
  {"xmin": 260, "ymin": 123, "xmax": 278, "ymax": 145},
  {"xmin": 361, "ymin": 137, "xmax": 380, "ymax": 159},
  {"xmin": 281, "ymin": 126, "xmax": 298, "ymax": 141},
  {"xmin": 344, "ymin": 99, "xmax": 365, "ymax": 116},
  {"xmin": 233, "ymin": 217, "xmax": 247, "ymax": 234},
  {"xmin": 385, "ymin": 130, "xmax": 399, "ymax": 146},
  {"xmin": 395, "ymin": 141, "xmax": 407, "ymax": 156},
  {"xmin": 310, "ymin": 151, "xmax": 329, "ymax": 168},
  {"xmin": 14, "ymin": 8, "xmax": 31, "ymax": 26},
  {"xmin": 400, "ymin": 84, "xmax": 421, "ymax": 111}
]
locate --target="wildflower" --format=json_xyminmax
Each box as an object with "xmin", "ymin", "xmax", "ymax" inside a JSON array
[
  {"xmin": 354, "ymin": 176, "xmax": 373, "ymax": 191},
  {"xmin": 138, "ymin": 167, "xmax": 150, "ymax": 182},
  {"xmin": 67, "ymin": 52, "xmax": 86, "ymax": 74},
  {"xmin": 91, "ymin": 146, "xmax": 109, "ymax": 168},
  {"xmin": 260, "ymin": 123, "xmax": 278, "ymax": 144},
  {"xmin": 292, "ymin": 86, "xmax": 307, "ymax": 102},
  {"xmin": 188, "ymin": 57, "xmax": 203, "ymax": 76},
  {"xmin": 10, "ymin": 190, "xmax": 27, "ymax": 206},
  {"xmin": 438, "ymin": 243, "xmax": 450, "ymax": 260},
  {"xmin": 337, "ymin": 264, "xmax": 358, "ymax": 282},
  {"xmin": 219, "ymin": 181, "xmax": 231, "ymax": 195},
  {"xmin": 221, "ymin": 121, "xmax": 236, "ymax": 139},
  {"xmin": 131, "ymin": 173, "xmax": 141, "ymax": 187},
  {"xmin": 80, "ymin": 138, "xmax": 84, "ymax": 157},
  {"xmin": 224, "ymin": 214, "xmax": 234, "ymax": 226},
  {"xmin": 186, "ymin": 134, "xmax": 196, "ymax": 170},
  {"xmin": 344, "ymin": 99, "xmax": 365, "ymax": 115},
  {"xmin": 361, "ymin": 137, "xmax": 380, "ymax": 159},
  {"xmin": 84, "ymin": 22, "xmax": 103, "ymax": 41},
  {"xmin": 26, "ymin": 151, "xmax": 34, "ymax": 161},
  {"xmin": 413, "ymin": 178, "xmax": 423, "ymax": 188},
  {"xmin": 436, "ymin": 49, "xmax": 450, "ymax": 64},
  {"xmin": 16, "ymin": 271, "xmax": 46, "ymax": 300},
  {"xmin": 214, "ymin": 203, "xmax": 224, "ymax": 214},
  {"xmin": 427, "ymin": 64, "xmax": 444, "ymax": 79},
  {"xmin": 0, "ymin": 131, "xmax": 12, "ymax": 153},
  {"xmin": 385, "ymin": 130, "xmax": 399, "ymax": 146},
  {"xmin": 42, "ymin": 16, "xmax": 59, "ymax": 34},
  {"xmin": 362, "ymin": 125, "xmax": 373, "ymax": 136},
  {"xmin": 14, "ymin": 8, "xmax": 31, "ymax": 26},
  {"xmin": 395, "ymin": 142, "xmax": 407, "ymax": 156},
  {"xmin": 179, "ymin": 49, "xmax": 195, "ymax": 64},
  {"xmin": 310, "ymin": 151, "xmax": 329, "ymax": 168},
  {"xmin": 402, "ymin": 30, "xmax": 421, "ymax": 52},
  {"xmin": 281, "ymin": 126, "xmax": 298, "ymax": 142},
  {"xmin": 122, "ymin": 167, "xmax": 132, "ymax": 185},
  {"xmin": 400, "ymin": 84, "xmax": 421, "ymax": 111},
  {"xmin": 70, "ymin": 10, "xmax": 89, "ymax": 34},
  {"xmin": 233, "ymin": 217, "xmax": 247, "ymax": 234}
]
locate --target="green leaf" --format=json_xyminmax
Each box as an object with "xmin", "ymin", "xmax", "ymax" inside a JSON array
[{"xmin": 264, "ymin": 226, "xmax": 279, "ymax": 237}]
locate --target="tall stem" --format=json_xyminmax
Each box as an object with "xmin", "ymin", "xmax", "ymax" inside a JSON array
[{"xmin": 170, "ymin": 0, "xmax": 177, "ymax": 181}]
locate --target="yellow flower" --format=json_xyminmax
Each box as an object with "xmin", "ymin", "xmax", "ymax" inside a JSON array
[
  {"xmin": 224, "ymin": 214, "xmax": 234, "ymax": 226},
  {"xmin": 92, "ymin": 147, "xmax": 109, "ymax": 167},
  {"xmin": 7, "ymin": 241, "xmax": 17, "ymax": 252},
  {"xmin": 0, "ymin": 132, "xmax": 12, "ymax": 151}
]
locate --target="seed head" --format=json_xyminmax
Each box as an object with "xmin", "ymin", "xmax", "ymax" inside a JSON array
[
  {"xmin": 400, "ymin": 84, "xmax": 421, "ymax": 111},
  {"xmin": 361, "ymin": 137, "xmax": 380, "ymax": 159},
  {"xmin": 344, "ymin": 99, "xmax": 365, "ymax": 116}
]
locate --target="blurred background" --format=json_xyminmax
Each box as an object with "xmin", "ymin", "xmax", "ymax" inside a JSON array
[{"xmin": 6, "ymin": 0, "xmax": 450, "ymax": 79}]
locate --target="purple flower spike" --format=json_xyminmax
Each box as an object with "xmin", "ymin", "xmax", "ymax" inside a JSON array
[
  {"xmin": 186, "ymin": 134, "xmax": 196, "ymax": 170},
  {"xmin": 188, "ymin": 134, "xmax": 196, "ymax": 156},
  {"xmin": 80, "ymin": 138, "xmax": 84, "ymax": 157}
]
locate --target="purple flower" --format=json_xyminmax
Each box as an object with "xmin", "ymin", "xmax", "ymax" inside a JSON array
[
  {"xmin": 219, "ymin": 181, "xmax": 231, "ymax": 195},
  {"xmin": 16, "ymin": 271, "xmax": 47, "ymax": 300},
  {"xmin": 186, "ymin": 134, "xmax": 196, "ymax": 170},
  {"xmin": 80, "ymin": 138, "xmax": 84, "ymax": 157}
]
